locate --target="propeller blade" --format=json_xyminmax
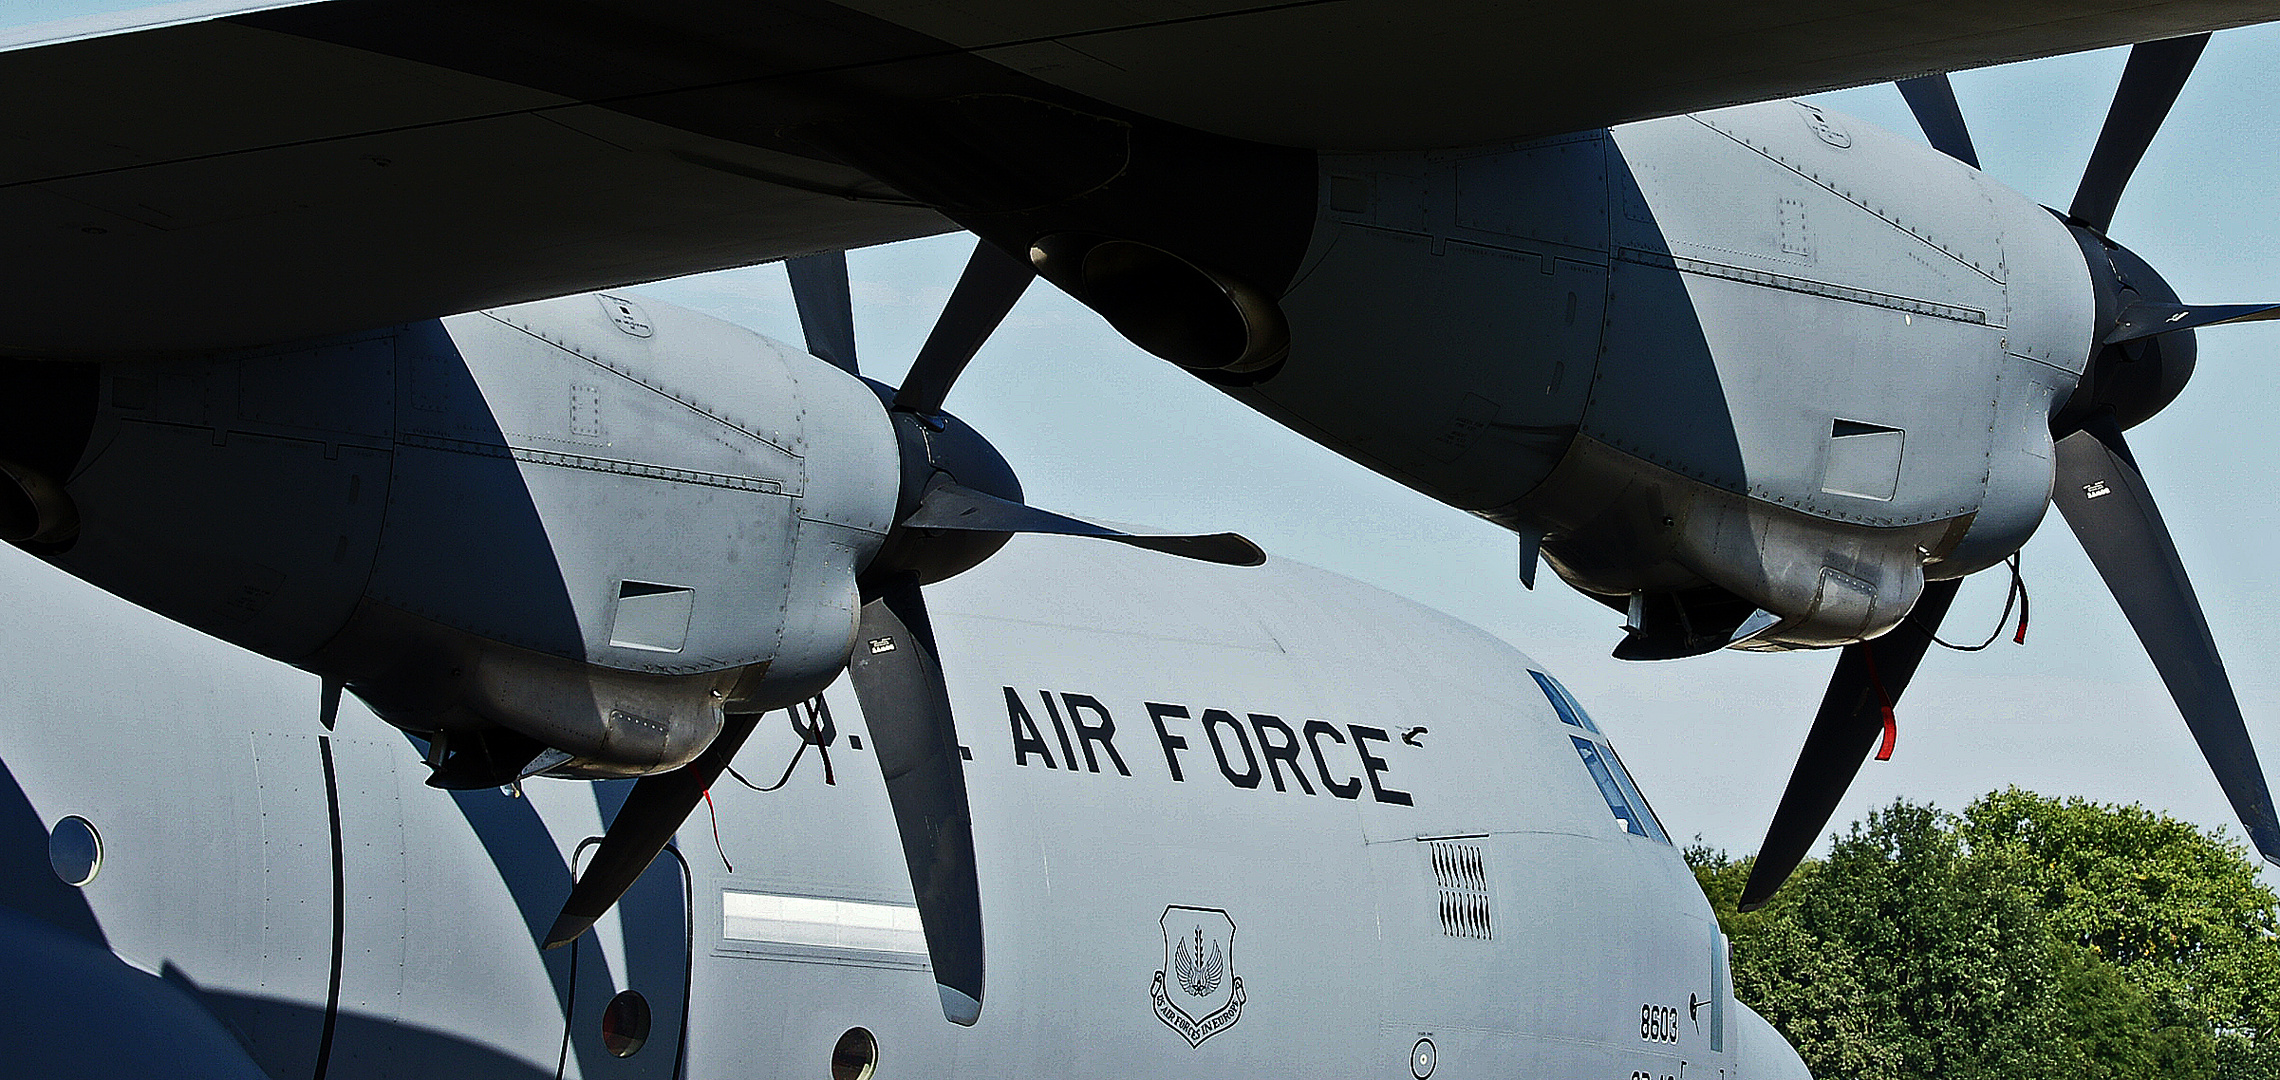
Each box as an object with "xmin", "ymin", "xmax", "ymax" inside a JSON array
[
  {"xmin": 2106, "ymin": 300, "xmax": 2280, "ymax": 344},
  {"xmin": 848, "ymin": 572, "xmax": 986, "ymax": 1026},
  {"xmin": 902, "ymin": 477, "xmax": 1267, "ymax": 567},
  {"xmin": 891, "ymin": 241, "xmax": 1037, "ymax": 417},
  {"xmin": 786, "ymin": 251, "xmax": 860, "ymax": 375},
  {"xmin": 1896, "ymin": 74, "xmax": 1981, "ymax": 169},
  {"xmin": 2053, "ymin": 416, "xmax": 2280, "ymax": 865},
  {"xmin": 1738, "ymin": 578, "xmax": 1962, "ymax": 911},
  {"xmin": 2069, "ymin": 33, "xmax": 2210, "ymax": 234},
  {"xmin": 544, "ymin": 709, "xmax": 765, "ymax": 949}
]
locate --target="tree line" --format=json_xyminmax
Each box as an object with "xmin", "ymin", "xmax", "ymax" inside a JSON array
[{"xmin": 1688, "ymin": 789, "xmax": 2280, "ymax": 1078}]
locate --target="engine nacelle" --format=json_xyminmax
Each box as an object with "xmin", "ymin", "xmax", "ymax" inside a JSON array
[
  {"xmin": 1169, "ymin": 101, "xmax": 2093, "ymax": 651},
  {"xmin": 16, "ymin": 293, "xmax": 898, "ymax": 783}
]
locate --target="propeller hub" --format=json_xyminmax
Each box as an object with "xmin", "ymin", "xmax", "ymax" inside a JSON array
[
  {"xmin": 861, "ymin": 379, "xmax": 1024, "ymax": 588},
  {"xmin": 2055, "ymin": 224, "xmax": 2196, "ymax": 437}
]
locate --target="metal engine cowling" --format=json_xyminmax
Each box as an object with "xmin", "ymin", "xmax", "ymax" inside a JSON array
[{"xmin": 26, "ymin": 293, "xmax": 898, "ymax": 784}]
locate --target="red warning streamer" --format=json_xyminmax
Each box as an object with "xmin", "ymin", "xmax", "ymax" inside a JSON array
[
  {"xmin": 1862, "ymin": 647, "xmax": 1899, "ymax": 761},
  {"xmin": 702, "ymin": 788, "xmax": 734, "ymax": 873}
]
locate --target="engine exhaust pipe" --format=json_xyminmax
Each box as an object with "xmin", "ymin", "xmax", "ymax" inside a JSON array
[
  {"xmin": 0, "ymin": 457, "xmax": 78, "ymax": 546},
  {"xmin": 1031, "ymin": 235, "xmax": 1288, "ymax": 375}
]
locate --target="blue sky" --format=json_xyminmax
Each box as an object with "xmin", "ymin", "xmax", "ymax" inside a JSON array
[
  {"xmin": 1, "ymin": 1, "xmax": 314, "ymax": 46},
  {"xmin": 11, "ymin": 1, "xmax": 2280, "ymax": 869}
]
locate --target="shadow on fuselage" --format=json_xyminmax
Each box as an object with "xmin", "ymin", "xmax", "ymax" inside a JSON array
[
  {"xmin": 205, "ymin": 987, "xmax": 559, "ymax": 1080},
  {"xmin": 0, "ymin": 756, "xmax": 105, "ymax": 943},
  {"xmin": 0, "ymin": 727, "xmax": 682, "ymax": 1078}
]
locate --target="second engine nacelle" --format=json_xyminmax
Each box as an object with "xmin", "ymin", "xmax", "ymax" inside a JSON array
[{"xmin": 1170, "ymin": 101, "xmax": 2095, "ymax": 653}]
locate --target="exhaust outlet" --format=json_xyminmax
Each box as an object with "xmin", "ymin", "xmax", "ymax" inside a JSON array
[
  {"xmin": 0, "ymin": 458, "xmax": 77, "ymax": 546},
  {"xmin": 1031, "ymin": 235, "xmax": 1288, "ymax": 374}
]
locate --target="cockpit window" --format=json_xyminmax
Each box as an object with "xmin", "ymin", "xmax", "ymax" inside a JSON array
[
  {"xmin": 1571, "ymin": 737, "xmax": 1654, "ymax": 838},
  {"xmin": 1602, "ymin": 742, "xmax": 1670, "ymax": 843},
  {"xmin": 1536, "ymin": 671, "xmax": 1668, "ymax": 842},
  {"xmin": 1572, "ymin": 738, "xmax": 1671, "ymax": 842},
  {"xmin": 1529, "ymin": 671, "xmax": 1601, "ymax": 734}
]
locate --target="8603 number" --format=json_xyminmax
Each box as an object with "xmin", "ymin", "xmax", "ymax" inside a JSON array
[{"xmin": 1640, "ymin": 1003, "xmax": 1680, "ymax": 1043}]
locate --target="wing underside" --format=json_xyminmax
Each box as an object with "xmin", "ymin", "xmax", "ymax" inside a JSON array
[{"xmin": 6, "ymin": 0, "xmax": 2277, "ymax": 355}]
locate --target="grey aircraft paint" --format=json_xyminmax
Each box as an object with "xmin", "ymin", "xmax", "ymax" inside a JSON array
[
  {"xmin": 1, "ymin": 7, "xmax": 2267, "ymax": 1075},
  {"xmin": 0, "ymin": 520, "xmax": 1808, "ymax": 1078}
]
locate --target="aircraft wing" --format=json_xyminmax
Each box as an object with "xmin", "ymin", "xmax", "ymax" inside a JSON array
[{"xmin": 8, "ymin": 0, "xmax": 2279, "ymax": 356}]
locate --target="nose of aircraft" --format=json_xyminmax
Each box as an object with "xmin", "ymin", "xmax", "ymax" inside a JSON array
[{"xmin": 1731, "ymin": 999, "xmax": 1815, "ymax": 1078}]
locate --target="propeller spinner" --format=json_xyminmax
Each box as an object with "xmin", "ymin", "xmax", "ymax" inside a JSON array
[
  {"xmin": 1745, "ymin": 37, "xmax": 2280, "ymax": 910},
  {"xmin": 543, "ymin": 240, "xmax": 1265, "ymax": 1027}
]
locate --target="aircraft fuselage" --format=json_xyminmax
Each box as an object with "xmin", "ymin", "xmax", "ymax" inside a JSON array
[{"xmin": 0, "ymin": 535, "xmax": 1805, "ymax": 1078}]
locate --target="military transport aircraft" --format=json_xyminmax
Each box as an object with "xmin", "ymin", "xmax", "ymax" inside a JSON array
[
  {"xmin": 6, "ymin": 0, "xmax": 2280, "ymax": 1076},
  {"xmin": 0, "ymin": 286, "xmax": 1823, "ymax": 1077}
]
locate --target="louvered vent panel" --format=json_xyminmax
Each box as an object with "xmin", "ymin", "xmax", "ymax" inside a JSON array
[{"xmin": 1429, "ymin": 840, "xmax": 1492, "ymax": 940}]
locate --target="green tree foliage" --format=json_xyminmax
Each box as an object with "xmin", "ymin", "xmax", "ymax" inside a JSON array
[
  {"xmin": 1961, "ymin": 788, "xmax": 2280, "ymax": 1046},
  {"xmin": 1689, "ymin": 789, "xmax": 2280, "ymax": 1078}
]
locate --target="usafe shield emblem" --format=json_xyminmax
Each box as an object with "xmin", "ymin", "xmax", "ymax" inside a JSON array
[{"xmin": 1152, "ymin": 906, "xmax": 1246, "ymax": 1047}]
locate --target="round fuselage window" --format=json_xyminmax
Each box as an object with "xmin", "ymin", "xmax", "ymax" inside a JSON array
[
  {"xmin": 832, "ymin": 1027, "xmax": 878, "ymax": 1080},
  {"xmin": 600, "ymin": 990, "xmax": 651, "ymax": 1058},
  {"xmin": 49, "ymin": 816, "xmax": 101, "ymax": 887}
]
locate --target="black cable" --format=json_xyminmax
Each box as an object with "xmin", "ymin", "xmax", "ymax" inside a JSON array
[
  {"xmin": 553, "ymin": 936, "xmax": 580, "ymax": 1080},
  {"xmin": 1919, "ymin": 552, "xmax": 2028, "ymax": 651},
  {"xmin": 721, "ymin": 698, "xmax": 839, "ymax": 792},
  {"xmin": 722, "ymin": 737, "xmax": 809, "ymax": 793}
]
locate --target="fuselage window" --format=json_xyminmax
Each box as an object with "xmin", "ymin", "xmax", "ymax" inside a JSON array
[
  {"xmin": 1529, "ymin": 670, "xmax": 1602, "ymax": 734},
  {"xmin": 1571, "ymin": 736, "xmax": 1651, "ymax": 837},
  {"xmin": 1602, "ymin": 742, "xmax": 1671, "ymax": 843},
  {"xmin": 1537, "ymin": 671, "xmax": 1670, "ymax": 843},
  {"xmin": 1568, "ymin": 737, "xmax": 1671, "ymax": 844}
]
